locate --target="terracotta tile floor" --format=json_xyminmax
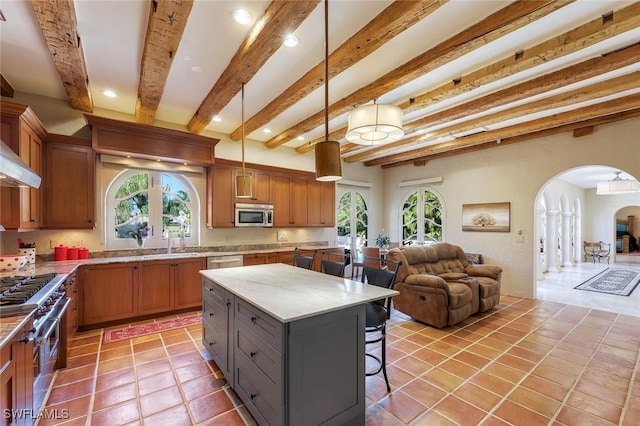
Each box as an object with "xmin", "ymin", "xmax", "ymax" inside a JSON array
[{"xmin": 41, "ymin": 280, "xmax": 640, "ymax": 425}]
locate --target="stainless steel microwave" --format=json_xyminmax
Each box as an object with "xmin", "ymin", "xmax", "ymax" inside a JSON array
[{"xmin": 235, "ymin": 203, "xmax": 274, "ymax": 227}]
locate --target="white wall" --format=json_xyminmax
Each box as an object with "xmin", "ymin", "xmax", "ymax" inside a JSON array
[{"xmin": 381, "ymin": 117, "xmax": 640, "ymax": 298}]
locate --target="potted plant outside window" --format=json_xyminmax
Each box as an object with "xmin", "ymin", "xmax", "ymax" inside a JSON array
[{"xmin": 374, "ymin": 233, "xmax": 391, "ymax": 250}]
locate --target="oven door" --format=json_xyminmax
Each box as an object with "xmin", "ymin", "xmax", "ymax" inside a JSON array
[{"xmin": 32, "ymin": 297, "xmax": 71, "ymax": 412}]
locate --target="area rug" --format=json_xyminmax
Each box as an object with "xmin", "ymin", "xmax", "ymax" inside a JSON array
[
  {"xmin": 103, "ymin": 315, "xmax": 202, "ymax": 344},
  {"xmin": 574, "ymin": 268, "xmax": 640, "ymax": 296}
]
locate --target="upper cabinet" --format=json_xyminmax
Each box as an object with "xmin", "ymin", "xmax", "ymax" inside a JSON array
[
  {"xmin": 0, "ymin": 102, "xmax": 47, "ymax": 231},
  {"xmin": 208, "ymin": 160, "xmax": 334, "ymax": 229},
  {"xmin": 43, "ymin": 134, "xmax": 96, "ymax": 229}
]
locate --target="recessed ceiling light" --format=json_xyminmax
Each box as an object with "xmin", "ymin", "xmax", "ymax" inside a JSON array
[
  {"xmin": 297, "ymin": 136, "xmax": 305, "ymax": 141},
  {"xmin": 212, "ymin": 115, "xmax": 222, "ymax": 122},
  {"xmin": 262, "ymin": 128, "xmax": 272, "ymax": 134},
  {"xmin": 156, "ymin": 159, "xmax": 161, "ymax": 162},
  {"xmin": 284, "ymin": 34, "xmax": 298, "ymax": 47},
  {"xmin": 184, "ymin": 55, "xmax": 192, "ymax": 61},
  {"xmin": 233, "ymin": 9, "xmax": 252, "ymax": 25},
  {"xmin": 191, "ymin": 66, "xmax": 202, "ymax": 73},
  {"xmin": 103, "ymin": 89, "xmax": 117, "ymax": 98}
]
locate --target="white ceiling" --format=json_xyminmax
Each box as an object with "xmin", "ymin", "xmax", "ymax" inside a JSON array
[{"xmin": 1, "ymin": 0, "xmax": 639, "ymax": 169}]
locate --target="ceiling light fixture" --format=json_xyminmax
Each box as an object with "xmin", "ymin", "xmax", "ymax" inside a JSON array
[
  {"xmin": 314, "ymin": 0, "xmax": 342, "ymax": 182},
  {"xmin": 236, "ymin": 83, "xmax": 252, "ymax": 198},
  {"xmin": 262, "ymin": 128, "xmax": 271, "ymax": 133},
  {"xmin": 596, "ymin": 171, "xmax": 640, "ymax": 195},
  {"xmin": 284, "ymin": 34, "xmax": 298, "ymax": 47},
  {"xmin": 233, "ymin": 9, "xmax": 252, "ymax": 25},
  {"xmin": 345, "ymin": 99, "xmax": 404, "ymax": 145},
  {"xmin": 103, "ymin": 89, "xmax": 117, "ymax": 98},
  {"xmin": 212, "ymin": 115, "xmax": 222, "ymax": 122}
]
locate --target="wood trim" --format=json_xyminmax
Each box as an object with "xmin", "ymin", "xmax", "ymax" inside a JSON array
[
  {"xmin": 45, "ymin": 133, "xmax": 92, "ymax": 148},
  {"xmin": 230, "ymin": 0, "xmax": 448, "ymax": 141},
  {"xmin": 85, "ymin": 114, "xmax": 218, "ymax": 166},
  {"xmin": 0, "ymin": 73, "xmax": 14, "ymax": 98},
  {"xmin": 0, "ymin": 101, "xmax": 47, "ymax": 139},
  {"xmin": 186, "ymin": 1, "xmax": 320, "ymax": 134},
  {"xmin": 214, "ymin": 158, "xmax": 316, "ymax": 179},
  {"xmin": 267, "ymin": 0, "xmax": 569, "ymax": 149},
  {"xmin": 30, "ymin": 0, "xmax": 93, "ymax": 112},
  {"xmin": 136, "ymin": 0, "xmax": 194, "ymax": 124}
]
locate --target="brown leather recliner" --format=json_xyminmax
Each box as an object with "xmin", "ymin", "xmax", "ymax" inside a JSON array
[{"xmin": 385, "ymin": 243, "xmax": 502, "ymax": 328}]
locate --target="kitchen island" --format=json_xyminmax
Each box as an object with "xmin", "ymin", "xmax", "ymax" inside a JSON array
[{"xmin": 200, "ymin": 263, "xmax": 398, "ymax": 426}]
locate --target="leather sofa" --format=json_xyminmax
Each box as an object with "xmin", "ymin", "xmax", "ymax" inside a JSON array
[{"xmin": 385, "ymin": 243, "xmax": 502, "ymax": 328}]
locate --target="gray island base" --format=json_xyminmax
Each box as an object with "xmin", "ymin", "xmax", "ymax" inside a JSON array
[{"xmin": 200, "ymin": 263, "xmax": 398, "ymax": 425}]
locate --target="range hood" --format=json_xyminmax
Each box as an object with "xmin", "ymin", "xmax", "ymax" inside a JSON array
[{"xmin": 0, "ymin": 139, "xmax": 41, "ymax": 188}]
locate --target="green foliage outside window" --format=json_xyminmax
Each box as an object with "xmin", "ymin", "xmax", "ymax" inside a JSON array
[{"xmin": 402, "ymin": 189, "xmax": 442, "ymax": 244}]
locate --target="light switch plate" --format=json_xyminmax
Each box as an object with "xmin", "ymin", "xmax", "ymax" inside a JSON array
[{"xmin": 277, "ymin": 231, "xmax": 288, "ymax": 242}]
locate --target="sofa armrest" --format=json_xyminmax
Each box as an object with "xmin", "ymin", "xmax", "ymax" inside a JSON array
[
  {"xmin": 405, "ymin": 274, "xmax": 449, "ymax": 290},
  {"xmin": 465, "ymin": 264, "xmax": 502, "ymax": 280}
]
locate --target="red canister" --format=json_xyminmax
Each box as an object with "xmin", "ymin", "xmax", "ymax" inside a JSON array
[
  {"xmin": 54, "ymin": 245, "xmax": 68, "ymax": 261},
  {"xmin": 78, "ymin": 247, "xmax": 89, "ymax": 259},
  {"xmin": 67, "ymin": 246, "xmax": 79, "ymax": 260}
]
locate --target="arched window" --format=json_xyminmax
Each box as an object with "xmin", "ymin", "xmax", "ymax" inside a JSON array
[
  {"xmin": 401, "ymin": 188, "xmax": 443, "ymax": 245},
  {"xmin": 336, "ymin": 190, "xmax": 369, "ymax": 252},
  {"xmin": 106, "ymin": 170, "xmax": 199, "ymax": 249}
]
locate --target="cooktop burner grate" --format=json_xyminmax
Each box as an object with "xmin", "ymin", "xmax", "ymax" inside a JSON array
[{"xmin": 0, "ymin": 273, "xmax": 58, "ymax": 306}]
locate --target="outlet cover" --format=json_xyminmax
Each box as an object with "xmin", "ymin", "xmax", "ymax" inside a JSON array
[
  {"xmin": 516, "ymin": 235, "xmax": 524, "ymax": 243},
  {"xmin": 277, "ymin": 231, "xmax": 288, "ymax": 242}
]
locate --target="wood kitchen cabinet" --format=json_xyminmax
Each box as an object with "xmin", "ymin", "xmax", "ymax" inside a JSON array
[
  {"xmin": 139, "ymin": 260, "xmax": 175, "ymax": 315},
  {"xmin": 234, "ymin": 168, "xmax": 272, "ymax": 204},
  {"xmin": 0, "ymin": 102, "xmax": 46, "ymax": 231},
  {"xmin": 80, "ymin": 263, "xmax": 139, "ymax": 326},
  {"xmin": 0, "ymin": 318, "xmax": 34, "ymax": 426},
  {"xmin": 307, "ymin": 180, "xmax": 335, "ymax": 227},
  {"xmin": 174, "ymin": 257, "xmax": 206, "ymax": 309},
  {"xmin": 207, "ymin": 165, "xmax": 235, "ymax": 228},
  {"xmin": 243, "ymin": 252, "xmax": 279, "ymax": 266},
  {"xmin": 43, "ymin": 135, "xmax": 95, "ymax": 229},
  {"xmin": 272, "ymin": 174, "xmax": 308, "ymax": 227}
]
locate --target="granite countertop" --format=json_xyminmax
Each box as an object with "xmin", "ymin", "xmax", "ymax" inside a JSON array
[
  {"xmin": 200, "ymin": 263, "xmax": 398, "ymax": 323},
  {"xmin": 0, "ymin": 308, "xmax": 35, "ymax": 348}
]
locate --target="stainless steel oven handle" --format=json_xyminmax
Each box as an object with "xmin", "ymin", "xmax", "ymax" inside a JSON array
[{"xmin": 34, "ymin": 297, "xmax": 71, "ymax": 347}]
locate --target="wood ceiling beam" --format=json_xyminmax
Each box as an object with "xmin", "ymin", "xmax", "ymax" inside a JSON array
[
  {"xmin": 366, "ymin": 93, "xmax": 640, "ymax": 167},
  {"xmin": 269, "ymin": 0, "xmax": 571, "ymax": 149},
  {"xmin": 30, "ymin": 0, "xmax": 93, "ymax": 112},
  {"xmin": 135, "ymin": 0, "xmax": 194, "ymax": 125},
  {"xmin": 186, "ymin": 1, "xmax": 320, "ymax": 134},
  {"xmin": 230, "ymin": 0, "xmax": 448, "ymax": 141},
  {"xmin": 305, "ymin": 41, "xmax": 640, "ymax": 156},
  {"xmin": 384, "ymin": 108, "xmax": 640, "ymax": 168},
  {"xmin": 0, "ymin": 74, "xmax": 14, "ymax": 97},
  {"xmin": 346, "ymin": 68, "xmax": 640, "ymax": 163},
  {"xmin": 299, "ymin": 3, "xmax": 640, "ymax": 156}
]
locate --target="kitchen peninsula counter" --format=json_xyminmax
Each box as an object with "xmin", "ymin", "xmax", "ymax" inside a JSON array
[{"xmin": 200, "ymin": 263, "xmax": 397, "ymax": 425}]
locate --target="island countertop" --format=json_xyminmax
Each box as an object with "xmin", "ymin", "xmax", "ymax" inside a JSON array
[{"xmin": 200, "ymin": 263, "xmax": 398, "ymax": 323}]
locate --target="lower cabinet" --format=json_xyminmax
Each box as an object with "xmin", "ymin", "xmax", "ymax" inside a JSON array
[
  {"xmin": 0, "ymin": 319, "xmax": 34, "ymax": 426},
  {"xmin": 243, "ymin": 253, "xmax": 278, "ymax": 266},
  {"xmin": 202, "ymin": 277, "xmax": 365, "ymax": 425},
  {"xmin": 80, "ymin": 257, "xmax": 205, "ymax": 327}
]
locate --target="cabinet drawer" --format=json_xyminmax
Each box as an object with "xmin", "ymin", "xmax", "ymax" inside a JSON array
[
  {"xmin": 203, "ymin": 297, "xmax": 225, "ymax": 331},
  {"xmin": 203, "ymin": 279, "xmax": 225, "ymax": 306},
  {"xmin": 235, "ymin": 350, "xmax": 282, "ymax": 426},
  {"xmin": 202, "ymin": 314, "xmax": 225, "ymax": 361},
  {"xmin": 234, "ymin": 299, "xmax": 283, "ymax": 351},
  {"xmin": 236, "ymin": 321, "xmax": 282, "ymax": 387}
]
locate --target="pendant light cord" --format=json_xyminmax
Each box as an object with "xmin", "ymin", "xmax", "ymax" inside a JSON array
[
  {"xmin": 241, "ymin": 82, "xmax": 246, "ymax": 175},
  {"xmin": 324, "ymin": 0, "xmax": 329, "ymax": 140}
]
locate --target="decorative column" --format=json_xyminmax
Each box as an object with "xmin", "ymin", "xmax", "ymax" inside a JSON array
[
  {"xmin": 562, "ymin": 211, "xmax": 573, "ymax": 267},
  {"xmin": 546, "ymin": 210, "xmax": 559, "ymax": 272}
]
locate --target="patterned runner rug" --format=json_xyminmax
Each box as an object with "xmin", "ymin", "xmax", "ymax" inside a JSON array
[
  {"xmin": 103, "ymin": 314, "xmax": 202, "ymax": 344},
  {"xmin": 574, "ymin": 268, "xmax": 640, "ymax": 296}
]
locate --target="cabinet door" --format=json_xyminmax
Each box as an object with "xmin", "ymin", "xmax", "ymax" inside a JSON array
[
  {"xmin": 278, "ymin": 251, "xmax": 295, "ymax": 265},
  {"xmin": 308, "ymin": 181, "xmax": 335, "ymax": 227},
  {"xmin": 139, "ymin": 260, "xmax": 174, "ymax": 315},
  {"xmin": 44, "ymin": 142, "xmax": 95, "ymax": 228},
  {"xmin": 174, "ymin": 257, "xmax": 206, "ymax": 309},
  {"xmin": 290, "ymin": 177, "xmax": 308, "ymax": 226},
  {"xmin": 81, "ymin": 263, "xmax": 139, "ymax": 325},
  {"xmin": 252, "ymin": 169, "xmax": 272, "ymax": 204},
  {"xmin": 243, "ymin": 253, "xmax": 268, "ymax": 266},
  {"xmin": 23, "ymin": 128, "xmax": 42, "ymax": 229},
  {"xmin": 207, "ymin": 165, "xmax": 235, "ymax": 228},
  {"xmin": 272, "ymin": 175, "xmax": 291, "ymax": 227}
]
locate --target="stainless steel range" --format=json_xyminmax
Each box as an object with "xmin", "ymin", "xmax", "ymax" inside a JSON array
[{"xmin": 0, "ymin": 273, "xmax": 70, "ymax": 413}]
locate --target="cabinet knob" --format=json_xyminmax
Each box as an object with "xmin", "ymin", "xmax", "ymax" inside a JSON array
[
  {"xmin": 30, "ymin": 218, "xmax": 38, "ymax": 222},
  {"xmin": 250, "ymin": 393, "xmax": 257, "ymax": 400},
  {"xmin": 208, "ymin": 288, "xmax": 214, "ymax": 292},
  {"xmin": 250, "ymin": 351, "xmax": 256, "ymax": 358},
  {"xmin": 209, "ymin": 312, "xmax": 214, "ymax": 317},
  {"xmin": 209, "ymin": 341, "xmax": 215, "ymax": 346},
  {"xmin": 250, "ymin": 316, "xmax": 257, "ymax": 323},
  {"xmin": 88, "ymin": 219, "xmax": 92, "ymax": 223},
  {"xmin": 226, "ymin": 301, "xmax": 231, "ymax": 307}
]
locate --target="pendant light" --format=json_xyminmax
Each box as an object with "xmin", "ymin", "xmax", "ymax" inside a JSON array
[
  {"xmin": 596, "ymin": 171, "xmax": 640, "ymax": 195},
  {"xmin": 346, "ymin": 100, "xmax": 404, "ymax": 145},
  {"xmin": 236, "ymin": 82, "xmax": 252, "ymax": 198},
  {"xmin": 315, "ymin": 0, "xmax": 342, "ymax": 182}
]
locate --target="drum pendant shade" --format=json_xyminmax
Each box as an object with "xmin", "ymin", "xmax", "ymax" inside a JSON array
[{"xmin": 346, "ymin": 104, "xmax": 404, "ymax": 145}]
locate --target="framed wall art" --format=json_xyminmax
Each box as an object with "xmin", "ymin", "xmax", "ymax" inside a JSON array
[{"xmin": 462, "ymin": 202, "xmax": 510, "ymax": 232}]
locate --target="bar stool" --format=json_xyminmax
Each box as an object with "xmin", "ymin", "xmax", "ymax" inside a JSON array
[
  {"xmin": 361, "ymin": 256, "xmax": 401, "ymax": 392},
  {"xmin": 293, "ymin": 247, "xmax": 316, "ymax": 269},
  {"xmin": 320, "ymin": 251, "xmax": 348, "ymax": 277}
]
